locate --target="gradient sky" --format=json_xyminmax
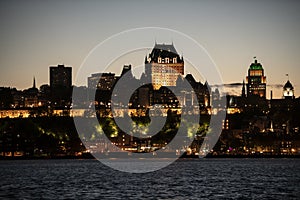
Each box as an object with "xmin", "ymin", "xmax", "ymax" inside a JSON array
[{"xmin": 1, "ymin": 0, "xmax": 300, "ymax": 98}]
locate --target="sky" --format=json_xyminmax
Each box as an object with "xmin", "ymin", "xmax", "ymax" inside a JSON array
[{"xmin": 0, "ymin": 0, "xmax": 300, "ymax": 99}]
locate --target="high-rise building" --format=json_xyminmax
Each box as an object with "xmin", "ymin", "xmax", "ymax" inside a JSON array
[
  {"xmin": 50, "ymin": 64, "xmax": 72, "ymax": 89},
  {"xmin": 145, "ymin": 43, "xmax": 184, "ymax": 90},
  {"xmin": 246, "ymin": 58, "xmax": 266, "ymax": 98},
  {"xmin": 49, "ymin": 64, "xmax": 72, "ymax": 106}
]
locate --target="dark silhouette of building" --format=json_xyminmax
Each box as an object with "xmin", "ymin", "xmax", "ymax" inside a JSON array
[
  {"xmin": 185, "ymin": 74, "xmax": 210, "ymax": 108},
  {"xmin": 246, "ymin": 58, "xmax": 266, "ymax": 98},
  {"xmin": 39, "ymin": 84, "xmax": 51, "ymax": 107},
  {"xmin": 88, "ymin": 72, "xmax": 116, "ymax": 90},
  {"xmin": 23, "ymin": 77, "xmax": 39, "ymax": 107},
  {"xmin": 0, "ymin": 87, "xmax": 13, "ymax": 108},
  {"xmin": 50, "ymin": 64, "xmax": 72, "ymax": 88},
  {"xmin": 145, "ymin": 43, "xmax": 184, "ymax": 90},
  {"xmin": 270, "ymin": 79, "xmax": 296, "ymax": 111},
  {"xmin": 120, "ymin": 64, "xmax": 132, "ymax": 77},
  {"xmin": 49, "ymin": 64, "xmax": 72, "ymax": 107}
]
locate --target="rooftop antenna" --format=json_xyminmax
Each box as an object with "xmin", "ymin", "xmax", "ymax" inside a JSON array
[{"xmin": 253, "ymin": 56, "xmax": 257, "ymax": 63}]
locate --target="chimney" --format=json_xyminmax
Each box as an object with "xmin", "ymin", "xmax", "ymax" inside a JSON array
[{"xmin": 270, "ymin": 90, "xmax": 273, "ymax": 100}]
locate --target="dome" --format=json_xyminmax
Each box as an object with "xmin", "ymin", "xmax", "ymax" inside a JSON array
[
  {"xmin": 249, "ymin": 60, "xmax": 263, "ymax": 70},
  {"xmin": 284, "ymin": 80, "xmax": 293, "ymax": 90}
]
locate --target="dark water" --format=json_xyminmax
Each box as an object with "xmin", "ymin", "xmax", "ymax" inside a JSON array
[{"xmin": 1, "ymin": 158, "xmax": 300, "ymax": 199}]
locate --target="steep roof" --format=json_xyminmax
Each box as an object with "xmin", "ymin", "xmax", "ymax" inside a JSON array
[
  {"xmin": 146, "ymin": 43, "xmax": 183, "ymax": 63},
  {"xmin": 284, "ymin": 80, "xmax": 293, "ymax": 89},
  {"xmin": 153, "ymin": 43, "xmax": 177, "ymax": 54}
]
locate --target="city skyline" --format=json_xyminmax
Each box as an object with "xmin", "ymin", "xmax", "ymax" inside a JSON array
[
  {"xmin": 1, "ymin": 1, "xmax": 300, "ymax": 99},
  {"xmin": 1, "ymin": 2, "xmax": 300, "ymax": 198},
  {"xmin": 0, "ymin": 56, "xmax": 297, "ymax": 100},
  {"xmin": 1, "ymin": 43, "xmax": 299, "ymax": 159}
]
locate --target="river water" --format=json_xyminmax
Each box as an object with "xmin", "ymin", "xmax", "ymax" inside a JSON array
[{"xmin": 1, "ymin": 158, "xmax": 300, "ymax": 199}]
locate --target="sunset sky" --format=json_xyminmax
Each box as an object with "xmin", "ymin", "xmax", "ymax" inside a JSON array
[{"xmin": 1, "ymin": 0, "xmax": 300, "ymax": 98}]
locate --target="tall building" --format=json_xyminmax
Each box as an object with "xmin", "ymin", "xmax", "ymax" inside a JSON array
[
  {"xmin": 49, "ymin": 64, "xmax": 72, "ymax": 106},
  {"xmin": 50, "ymin": 64, "xmax": 72, "ymax": 89},
  {"xmin": 246, "ymin": 58, "xmax": 266, "ymax": 98},
  {"xmin": 145, "ymin": 43, "xmax": 184, "ymax": 90}
]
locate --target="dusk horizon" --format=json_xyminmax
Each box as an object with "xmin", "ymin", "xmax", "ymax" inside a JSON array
[
  {"xmin": 1, "ymin": 1, "xmax": 300, "ymax": 99},
  {"xmin": 0, "ymin": 56, "xmax": 295, "ymax": 99}
]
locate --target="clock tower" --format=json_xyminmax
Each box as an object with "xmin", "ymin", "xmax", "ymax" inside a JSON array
[{"xmin": 283, "ymin": 80, "xmax": 294, "ymax": 99}]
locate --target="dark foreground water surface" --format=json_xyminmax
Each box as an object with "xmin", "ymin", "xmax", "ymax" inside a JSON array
[{"xmin": 0, "ymin": 158, "xmax": 300, "ymax": 199}]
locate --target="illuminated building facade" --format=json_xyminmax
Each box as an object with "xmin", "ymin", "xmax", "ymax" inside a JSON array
[
  {"xmin": 246, "ymin": 59, "xmax": 266, "ymax": 98},
  {"xmin": 145, "ymin": 43, "xmax": 184, "ymax": 90}
]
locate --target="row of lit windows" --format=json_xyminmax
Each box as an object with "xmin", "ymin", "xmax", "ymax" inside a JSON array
[
  {"xmin": 152, "ymin": 66, "xmax": 183, "ymax": 71},
  {"xmin": 157, "ymin": 57, "xmax": 177, "ymax": 64},
  {"xmin": 249, "ymin": 89, "xmax": 265, "ymax": 92},
  {"xmin": 153, "ymin": 80, "xmax": 175, "ymax": 84},
  {"xmin": 249, "ymin": 85, "xmax": 266, "ymax": 89},
  {"xmin": 249, "ymin": 70, "xmax": 263, "ymax": 76}
]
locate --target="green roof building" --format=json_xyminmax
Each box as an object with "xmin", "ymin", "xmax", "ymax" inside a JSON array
[{"xmin": 246, "ymin": 58, "xmax": 266, "ymax": 98}]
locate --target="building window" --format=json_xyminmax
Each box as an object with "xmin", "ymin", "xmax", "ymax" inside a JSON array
[
  {"xmin": 165, "ymin": 58, "xmax": 169, "ymax": 63},
  {"xmin": 173, "ymin": 57, "xmax": 177, "ymax": 63},
  {"xmin": 158, "ymin": 57, "xmax": 162, "ymax": 63}
]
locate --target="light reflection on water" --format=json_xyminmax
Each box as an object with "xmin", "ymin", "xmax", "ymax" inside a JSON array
[{"xmin": 0, "ymin": 158, "xmax": 300, "ymax": 199}]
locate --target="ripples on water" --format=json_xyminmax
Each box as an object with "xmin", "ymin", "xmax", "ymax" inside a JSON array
[{"xmin": 0, "ymin": 158, "xmax": 300, "ymax": 199}]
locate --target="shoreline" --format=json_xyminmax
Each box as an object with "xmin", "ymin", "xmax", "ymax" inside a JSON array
[{"xmin": 1, "ymin": 153, "xmax": 300, "ymax": 160}]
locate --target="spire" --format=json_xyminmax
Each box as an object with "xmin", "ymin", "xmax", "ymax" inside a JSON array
[
  {"xmin": 204, "ymin": 80, "xmax": 211, "ymax": 93},
  {"xmin": 242, "ymin": 80, "xmax": 246, "ymax": 98},
  {"xmin": 33, "ymin": 76, "xmax": 36, "ymax": 89}
]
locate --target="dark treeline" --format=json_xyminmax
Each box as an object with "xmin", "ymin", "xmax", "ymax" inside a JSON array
[{"xmin": 0, "ymin": 117, "xmax": 85, "ymax": 158}]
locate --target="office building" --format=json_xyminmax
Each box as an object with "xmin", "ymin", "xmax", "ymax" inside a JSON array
[{"xmin": 246, "ymin": 58, "xmax": 266, "ymax": 98}]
